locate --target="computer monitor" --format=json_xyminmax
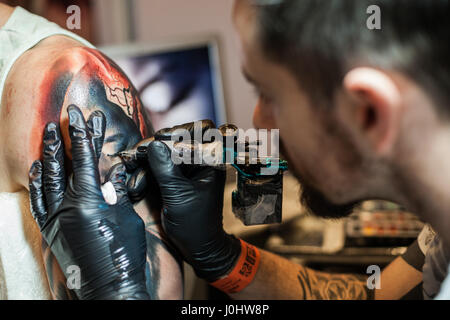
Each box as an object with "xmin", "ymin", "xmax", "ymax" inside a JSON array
[{"xmin": 101, "ymin": 35, "xmax": 227, "ymax": 132}]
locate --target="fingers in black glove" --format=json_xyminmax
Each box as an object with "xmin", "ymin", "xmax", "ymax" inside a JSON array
[
  {"xmin": 29, "ymin": 160, "xmax": 48, "ymax": 229},
  {"xmin": 126, "ymin": 120, "xmax": 218, "ymax": 204},
  {"xmin": 146, "ymin": 141, "xmax": 188, "ymax": 188},
  {"xmin": 146, "ymin": 139, "xmax": 225, "ymax": 200},
  {"xmin": 87, "ymin": 110, "xmax": 106, "ymax": 166},
  {"xmin": 67, "ymin": 104, "xmax": 102, "ymax": 197},
  {"xmin": 42, "ymin": 122, "xmax": 66, "ymax": 216}
]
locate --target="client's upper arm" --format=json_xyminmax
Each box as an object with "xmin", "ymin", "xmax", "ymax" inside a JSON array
[
  {"xmin": 1, "ymin": 45, "xmax": 183, "ymax": 299},
  {"xmin": 32, "ymin": 47, "xmax": 153, "ymax": 177}
]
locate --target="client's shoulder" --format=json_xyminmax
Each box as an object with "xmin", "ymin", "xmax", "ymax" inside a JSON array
[
  {"xmin": 0, "ymin": 37, "xmax": 93, "ymax": 127},
  {"xmin": 1, "ymin": 36, "xmax": 127, "ymax": 120},
  {"xmin": 0, "ymin": 38, "xmax": 126, "ymax": 191}
]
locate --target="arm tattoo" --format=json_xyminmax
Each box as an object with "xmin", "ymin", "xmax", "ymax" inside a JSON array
[
  {"xmin": 296, "ymin": 267, "xmax": 373, "ymax": 300},
  {"xmin": 31, "ymin": 47, "xmax": 152, "ymax": 168},
  {"xmin": 33, "ymin": 47, "xmax": 182, "ymax": 299}
]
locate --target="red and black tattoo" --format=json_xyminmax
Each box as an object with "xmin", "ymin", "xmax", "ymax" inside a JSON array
[{"xmin": 33, "ymin": 47, "xmax": 181, "ymax": 299}]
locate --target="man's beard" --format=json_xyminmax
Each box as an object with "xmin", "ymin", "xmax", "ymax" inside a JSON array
[{"xmin": 279, "ymin": 141, "xmax": 360, "ymax": 219}]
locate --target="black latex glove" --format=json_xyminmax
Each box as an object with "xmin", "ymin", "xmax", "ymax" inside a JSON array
[
  {"xmin": 28, "ymin": 104, "xmax": 149, "ymax": 300},
  {"xmin": 146, "ymin": 138, "xmax": 241, "ymax": 282},
  {"xmin": 126, "ymin": 119, "xmax": 216, "ymax": 204}
]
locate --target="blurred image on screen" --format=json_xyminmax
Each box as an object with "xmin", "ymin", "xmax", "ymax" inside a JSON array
[{"xmin": 104, "ymin": 39, "xmax": 226, "ymax": 131}]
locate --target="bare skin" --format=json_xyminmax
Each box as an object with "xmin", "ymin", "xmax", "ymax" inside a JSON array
[{"xmin": 0, "ymin": 4, "xmax": 182, "ymax": 299}]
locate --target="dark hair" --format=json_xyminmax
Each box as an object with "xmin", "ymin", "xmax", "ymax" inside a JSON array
[{"xmin": 253, "ymin": 0, "xmax": 450, "ymax": 111}]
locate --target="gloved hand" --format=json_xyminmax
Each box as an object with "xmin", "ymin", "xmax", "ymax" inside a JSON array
[
  {"xmin": 145, "ymin": 123, "xmax": 241, "ymax": 282},
  {"xmin": 28, "ymin": 104, "xmax": 149, "ymax": 300},
  {"xmin": 126, "ymin": 119, "xmax": 216, "ymax": 204}
]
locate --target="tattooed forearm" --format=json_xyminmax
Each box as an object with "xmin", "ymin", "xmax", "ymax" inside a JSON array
[{"xmin": 296, "ymin": 267, "xmax": 373, "ymax": 300}]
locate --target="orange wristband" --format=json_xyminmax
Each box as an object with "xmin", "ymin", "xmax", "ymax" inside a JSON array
[{"xmin": 210, "ymin": 239, "xmax": 260, "ymax": 294}]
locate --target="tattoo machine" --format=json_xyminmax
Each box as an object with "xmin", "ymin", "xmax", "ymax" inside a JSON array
[{"xmin": 112, "ymin": 121, "xmax": 288, "ymax": 226}]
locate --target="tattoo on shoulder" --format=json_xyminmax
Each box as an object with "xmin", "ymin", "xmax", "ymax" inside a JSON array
[
  {"xmin": 32, "ymin": 47, "xmax": 154, "ymax": 175},
  {"xmin": 34, "ymin": 47, "xmax": 185, "ymax": 300}
]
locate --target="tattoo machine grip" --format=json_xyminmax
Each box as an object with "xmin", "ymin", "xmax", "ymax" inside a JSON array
[{"xmin": 116, "ymin": 121, "xmax": 288, "ymax": 226}]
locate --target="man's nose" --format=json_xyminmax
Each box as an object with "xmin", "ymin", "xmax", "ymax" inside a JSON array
[{"xmin": 252, "ymin": 99, "xmax": 276, "ymax": 130}]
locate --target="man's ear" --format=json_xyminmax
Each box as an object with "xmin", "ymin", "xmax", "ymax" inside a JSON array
[{"xmin": 343, "ymin": 67, "xmax": 402, "ymax": 156}]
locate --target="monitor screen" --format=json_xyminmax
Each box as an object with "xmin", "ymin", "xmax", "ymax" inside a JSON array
[{"xmin": 101, "ymin": 35, "xmax": 227, "ymax": 132}]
